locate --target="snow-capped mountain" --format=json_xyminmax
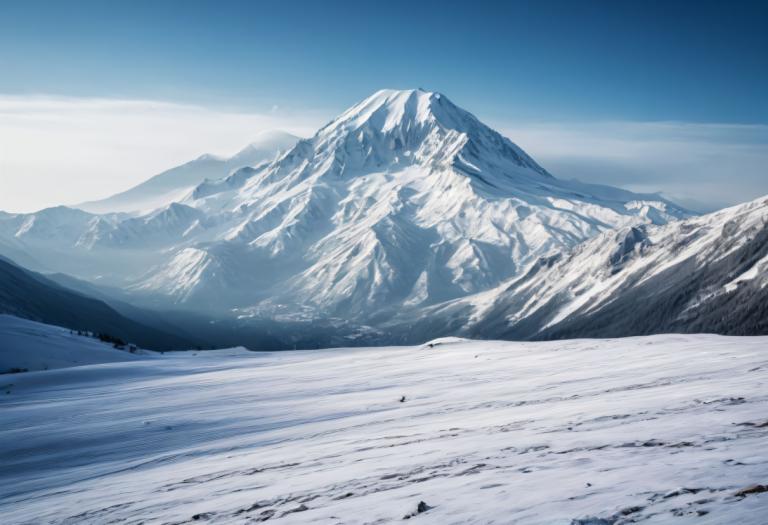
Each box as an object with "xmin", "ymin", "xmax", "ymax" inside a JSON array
[
  {"xmin": 130, "ymin": 89, "xmax": 689, "ymax": 315},
  {"xmin": 0, "ymin": 89, "xmax": 690, "ymax": 328},
  {"xmin": 77, "ymin": 130, "xmax": 299, "ymax": 214},
  {"xmin": 413, "ymin": 194, "xmax": 767, "ymax": 340}
]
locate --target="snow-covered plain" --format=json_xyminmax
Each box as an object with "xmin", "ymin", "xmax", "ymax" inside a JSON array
[{"xmin": 1, "ymin": 328, "xmax": 767, "ymax": 523}]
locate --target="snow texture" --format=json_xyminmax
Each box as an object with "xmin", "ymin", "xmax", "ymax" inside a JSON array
[
  {"xmin": 1, "ymin": 320, "xmax": 766, "ymax": 523},
  {"xmin": 456, "ymin": 194, "xmax": 768, "ymax": 339}
]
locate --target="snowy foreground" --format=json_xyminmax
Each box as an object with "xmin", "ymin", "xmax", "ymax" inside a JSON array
[
  {"xmin": 0, "ymin": 315, "xmax": 151, "ymax": 373},
  {"xmin": 1, "ymin": 326, "xmax": 767, "ymax": 523}
]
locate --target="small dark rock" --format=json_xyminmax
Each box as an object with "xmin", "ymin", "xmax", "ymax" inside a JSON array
[
  {"xmin": 618, "ymin": 505, "xmax": 643, "ymax": 516},
  {"xmin": 739, "ymin": 420, "xmax": 768, "ymax": 428},
  {"xmin": 403, "ymin": 500, "xmax": 432, "ymax": 519},
  {"xmin": 664, "ymin": 487, "xmax": 703, "ymax": 499},
  {"xmin": 256, "ymin": 509, "xmax": 275, "ymax": 521},
  {"xmin": 734, "ymin": 484, "xmax": 767, "ymax": 497},
  {"xmin": 570, "ymin": 518, "xmax": 615, "ymax": 525},
  {"xmin": 235, "ymin": 502, "xmax": 265, "ymax": 515},
  {"xmin": 279, "ymin": 504, "xmax": 308, "ymax": 517}
]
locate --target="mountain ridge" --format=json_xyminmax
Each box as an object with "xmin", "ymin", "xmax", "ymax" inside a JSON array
[
  {"xmin": 76, "ymin": 130, "xmax": 299, "ymax": 214},
  {"xmin": 0, "ymin": 254, "xmax": 197, "ymax": 350},
  {"xmin": 0, "ymin": 89, "xmax": 706, "ymax": 343},
  {"xmin": 395, "ymin": 193, "xmax": 768, "ymax": 341}
]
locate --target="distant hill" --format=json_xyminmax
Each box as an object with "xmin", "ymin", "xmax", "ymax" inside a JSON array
[
  {"xmin": 0, "ymin": 255, "xmax": 197, "ymax": 350},
  {"xmin": 76, "ymin": 130, "xmax": 299, "ymax": 214}
]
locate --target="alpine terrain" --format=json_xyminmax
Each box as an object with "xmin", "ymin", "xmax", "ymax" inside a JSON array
[
  {"xmin": 0, "ymin": 89, "xmax": 697, "ymax": 344},
  {"xmin": 407, "ymin": 195, "xmax": 768, "ymax": 341}
]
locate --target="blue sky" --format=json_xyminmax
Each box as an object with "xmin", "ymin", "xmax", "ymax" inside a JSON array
[
  {"xmin": 0, "ymin": 0, "xmax": 766, "ymax": 212},
  {"xmin": 2, "ymin": 0, "xmax": 767, "ymax": 121}
]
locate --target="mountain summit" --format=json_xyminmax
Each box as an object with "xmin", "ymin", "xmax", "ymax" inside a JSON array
[
  {"xmin": 0, "ymin": 89, "xmax": 691, "ymax": 336},
  {"xmin": 310, "ymin": 88, "xmax": 551, "ymax": 182}
]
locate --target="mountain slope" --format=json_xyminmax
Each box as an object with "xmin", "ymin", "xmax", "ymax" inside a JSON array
[
  {"xmin": 42, "ymin": 270, "xmax": 290, "ymax": 351},
  {"xmin": 0, "ymin": 315, "xmax": 150, "ymax": 372},
  {"xmin": 460, "ymin": 194, "xmax": 768, "ymax": 339},
  {"xmin": 77, "ymin": 130, "xmax": 299, "ymax": 214},
  {"xmin": 0, "ymin": 256, "xmax": 198, "ymax": 350}
]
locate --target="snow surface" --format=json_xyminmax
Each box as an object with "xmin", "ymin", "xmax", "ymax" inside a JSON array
[
  {"xmin": 2, "ymin": 327, "xmax": 767, "ymax": 523},
  {"xmin": 0, "ymin": 314, "xmax": 150, "ymax": 372},
  {"xmin": 724, "ymin": 251, "xmax": 768, "ymax": 293}
]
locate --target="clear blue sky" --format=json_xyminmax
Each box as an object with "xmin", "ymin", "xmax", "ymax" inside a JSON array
[{"xmin": 1, "ymin": 0, "xmax": 766, "ymax": 123}]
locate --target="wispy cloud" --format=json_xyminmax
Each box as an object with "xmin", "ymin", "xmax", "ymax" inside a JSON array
[
  {"xmin": 0, "ymin": 95, "xmax": 327, "ymax": 213},
  {"xmin": 1, "ymin": 95, "xmax": 765, "ymax": 214},
  {"xmin": 496, "ymin": 120, "xmax": 768, "ymax": 212}
]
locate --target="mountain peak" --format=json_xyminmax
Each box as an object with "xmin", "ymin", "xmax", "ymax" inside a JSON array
[
  {"xmin": 323, "ymin": 88, "xmax": 464, "ymax": 135},
  {"xmin": 310, "ymin": 88, "xmax": 550, "ymax": 179},
  {"xmin": 234, "ymin": 130, "xmax": 300, "ymax": 156}
]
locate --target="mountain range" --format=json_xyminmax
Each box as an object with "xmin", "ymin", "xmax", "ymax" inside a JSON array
[
  {"xmin": 77, "ymin": 130, "xmax": 299, "ymax": 214},
  {"xmin": 0, "ymin": 88, "xmax": 765, "ymax": 347},
  {"xmin": 404, "ymin": 194, "xmax": 768, "ymax": 341}
]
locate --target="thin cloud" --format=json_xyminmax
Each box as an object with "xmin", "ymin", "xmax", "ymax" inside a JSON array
[
  {"xmin": 1, "ymin": 95, "xmax": 765, "ymax": 214},
  {"xmin": 496, "ymin": 120, "xmax": 768, "ymax": 212},
  {"xmin": 0, "ymin": 95, "xmax": 327, "ymax": 213}
]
